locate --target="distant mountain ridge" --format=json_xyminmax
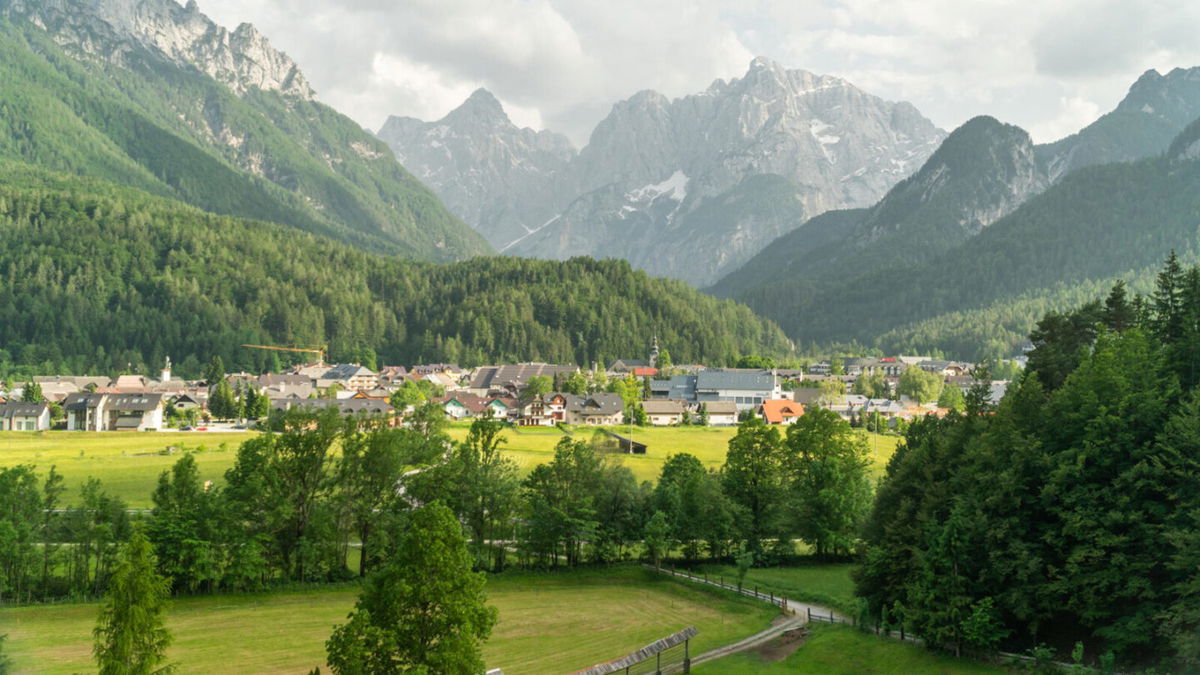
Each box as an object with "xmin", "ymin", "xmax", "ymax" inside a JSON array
[
  {"xmin": 711, "ymin": 115, "xmax": 1048, "ymax": 299},
  {"xmin": 710, "ymin": 67, "xmax": 1200, "ymax": 358},
  {"xmin": 377, "ymin": 89, "xmax": 576, "ymax": 254},
  {"xmin": 0, "ymin": 0, "xmax": 491, "ymax": 261},
  {"xmin": 1038, "ymin": 66, "xmax": 1200, "ymax": 180},
  {"xmin": 379, "ymin": 57, "xmax": 946, "ymax": 285}
]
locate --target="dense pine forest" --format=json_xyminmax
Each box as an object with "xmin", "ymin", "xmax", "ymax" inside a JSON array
[
  {"xmin": 856, "ymin": 256, "xmax": 1200, "ymax": 670},
  {"xmin": 0, "ymin": 161, "xmax": 792, "ymax": 376}
]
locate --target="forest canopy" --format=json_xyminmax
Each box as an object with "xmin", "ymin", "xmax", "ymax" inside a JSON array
[
  {"xmin": 0, "ymin": 161, "xmax": 793, "ymax": 377},
  {"xmin": 855, "ymin": 255, "xmax": 1200, "ymax": 671}
]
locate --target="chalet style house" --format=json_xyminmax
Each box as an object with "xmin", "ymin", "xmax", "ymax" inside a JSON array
[
  {"xmin": 63, "ymin": 393, "xmax": 165, "ymax": 431},
  {"xmin": 0, "ymin": 401, "xmax": 51, "ymax": 431}
]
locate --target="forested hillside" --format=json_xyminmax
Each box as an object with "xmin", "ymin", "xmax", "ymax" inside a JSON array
[
  {"xmin": 857, "ymin": 260, "xmax": 1200, "ymax": 670},
  {"xmin": 0, "ymin": 162, "xmax": 792, "ymax": 377},
  {"xmin": 718, "ymin": 119, "xmax": 1200, "ymax": 358},
  {"xmin": 0, "ymin": 11, "xmax": 489, "ymax": 261}
]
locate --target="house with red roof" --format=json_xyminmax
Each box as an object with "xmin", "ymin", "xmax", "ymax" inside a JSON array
[{"xmin": 759, "ymin": 399, "xmax": 804, "ymax": 425}]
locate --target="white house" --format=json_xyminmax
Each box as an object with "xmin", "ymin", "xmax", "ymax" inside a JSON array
[
  {"xmin": 63, "ymin": 393, "xmax": 164, "ymax": 431},
  {"xmin": 701, "ymin": 401, "xmax": 739, "ymax": 426},
  {"xmin": 642, "ymin": 400, "xmax": 686, "ymax": 426},
  {"xmin": 0, "ymin": 402, "xmax": 51, "ymax": 431}
]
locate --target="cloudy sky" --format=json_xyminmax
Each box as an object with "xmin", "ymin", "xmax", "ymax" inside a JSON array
[{"xmin": 199, "ymin": 0, "xmax": 1200, "ymax": 147}]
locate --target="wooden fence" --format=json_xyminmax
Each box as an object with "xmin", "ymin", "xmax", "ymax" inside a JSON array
[{"xmin": 572, "ymin": 625, "xmax": 699, "ymax": 675}]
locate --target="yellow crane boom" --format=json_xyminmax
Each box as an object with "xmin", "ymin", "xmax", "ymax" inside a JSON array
[{"xmin": 242, "ymin": 344, "xmax": 328, "ymax": 365}]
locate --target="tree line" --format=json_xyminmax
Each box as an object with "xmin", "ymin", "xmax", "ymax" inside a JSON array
[
  {"xmin": 855, "ymin": 255, "xmax": 1200, "ymax": 671},
  {"xmin": 0, "ymin": 405, "xmax": 877, "ymax": 605}
]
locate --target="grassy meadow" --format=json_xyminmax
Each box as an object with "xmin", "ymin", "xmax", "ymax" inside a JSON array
[
  {"xmin": 0, "ymin": 431, "xmax": 251, "ymax": 507},
  {"xmin": 0, "ymin": 424, "xmax": 900, "ymax": 507},
  {"xmin": 695, "ymin": 622, "xmax": 1008, "ymax": 674},
  {"xmin": 2, "ymin": 566, "xmax": 777, "ymax": 674},
  {"xmin": 692, "ymin": 562, "xmax": 859, "ymax": 616}
]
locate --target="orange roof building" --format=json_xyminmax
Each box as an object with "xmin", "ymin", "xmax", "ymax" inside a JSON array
[{"xmin": 759, "ymin": 399, "xmax": 804, "ymax": 425}]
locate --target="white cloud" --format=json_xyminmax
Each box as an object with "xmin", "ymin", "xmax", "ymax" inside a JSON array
[
  {"xmin": 196, "ymin": 0, "xmax": 1200, "ymax": 146},
  {"xmin": 1028, "ymin": 96, "xmax": 1103, "ymax": 145}
]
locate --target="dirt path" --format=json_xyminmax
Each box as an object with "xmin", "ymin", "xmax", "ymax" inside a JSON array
[{"xmin": 644, "ymin": 565, "xmax": 852, "ymax": 670}]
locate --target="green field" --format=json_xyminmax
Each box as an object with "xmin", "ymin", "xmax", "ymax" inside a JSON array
[
  {"xmin": 0, "ymin": 426, "xmax": 900, "ymax": 507},
  {"xmin": 694, "ymin": 562, "xmax": 859, "ymax": 616},
  {"xmin": 450, "ymin": 425, "xmax": 900, "ymax": 484},
  {"xmin": 0, "ymin": 431, "xmax": 252, "ymax": 507},
  {"xmin": 696, "ymin": 622, "xmax": 1007, "ymax": 674},
  {"xmin": 2, "ymin": 567, "xmax": 777, "ymax": 674}
]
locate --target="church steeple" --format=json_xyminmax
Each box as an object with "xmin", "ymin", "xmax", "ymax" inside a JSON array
[{"xmin": 649, "ymin": 336, "xmax": 660, "ymax": 368}]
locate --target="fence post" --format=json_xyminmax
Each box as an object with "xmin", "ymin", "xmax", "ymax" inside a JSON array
[
  {"xmin": 807, "ymin": 607, "xmax": 812, "ymax": 622},
  {"xmin": 683, "ymin": 637, "xmax": 690, "ymax": 674}
]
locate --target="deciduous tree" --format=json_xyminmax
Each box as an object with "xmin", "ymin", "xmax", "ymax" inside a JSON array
[{"xmin": 326, "ymin": 503, "xmax": 497, "ymax": 674}]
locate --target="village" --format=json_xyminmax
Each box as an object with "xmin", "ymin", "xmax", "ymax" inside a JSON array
[{"xmin": 0, "ymin": 341, "xmax": 1015, "ymax": 435}]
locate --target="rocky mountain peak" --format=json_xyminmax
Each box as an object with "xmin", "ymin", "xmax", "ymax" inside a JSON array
[
  {"xmin": 3, "ymin": 0, "xmax": 315, "ymax": 99},
  {"xmin": 380, "ymin": 57, "xmax": 945, "ymax": 286},
  {"xmin": 443, "ymin": 88, "xmax": 512, "ymax": 129},
  {"xmin": 376, "ymin": 89, "xmax": 577, "ymax": 252},
  {"xmin": 1116, "ymin": 66, "xmax": 1200, "ymax": 116},
  {"xmin": 861, "ymin": 115, "xmax": 1044, "ymax": 240}
]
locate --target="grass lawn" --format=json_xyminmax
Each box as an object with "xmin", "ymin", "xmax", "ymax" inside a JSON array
[
  {"xmin": 696, "ymin": 622, "xmax": 1008, "ymax": 674},
  {"xmin": 693, "ymin": 562, "xmax": 859, "ymax": 616},
  {"xmin": 2, "ymin": 566, "xmax": 777, "ymax": 674},
  {"xmin": 0, "ymin": 431, "xmax": 252, "ymax": 508}
]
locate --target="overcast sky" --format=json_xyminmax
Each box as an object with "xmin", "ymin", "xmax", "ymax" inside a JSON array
[{"xmin": 199, "ymin": 0, "xmax": 1200, "ymax": 147}]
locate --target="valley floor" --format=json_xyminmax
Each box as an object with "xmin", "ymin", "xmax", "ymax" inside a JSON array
[{"xmin": 3, "ymin": 566, "xmax": 773, "ymax": 674}]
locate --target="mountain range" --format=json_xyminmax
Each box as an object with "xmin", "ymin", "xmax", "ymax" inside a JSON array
[
  {"xmin": 379, "ymin": 57, "xmax": 946, "ymax": 286},
  {"xmin": 0, "ymin": 0, "xmax": 490, "ymax": 261},
  {"xmin": 0, "ymin": 0, "xmax": 796, "ymax": 374},
  {"xmin": 7, "ymin": 0, "xmax": 1200, "ymax": 366},
  {"xmin": 711, "ymin": 66, "xmax": 1200, "ymax": 357}
]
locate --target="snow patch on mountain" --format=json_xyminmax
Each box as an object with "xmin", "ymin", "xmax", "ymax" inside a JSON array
[{"xmin": 628, "ymin": 170, "xmax": 688, "ymax": 203}]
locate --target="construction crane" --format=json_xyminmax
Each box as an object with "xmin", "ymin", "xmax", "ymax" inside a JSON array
[{"xmin": 242, "ymin": 344, "xmax": 328, "ymax": 365}]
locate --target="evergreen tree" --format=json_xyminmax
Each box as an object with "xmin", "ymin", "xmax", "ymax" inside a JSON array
[
  {"xmin": 93, "ymin": 529, "xmax": 174, "ymax": 675},
  {"xmin": 20, "ymin": 381, "xmax": 43, "ymax": 403},
  {"xmin": 1153, "ymin": 250, "xmax": 1186, "ymax": 344},
  {"xmin": 936, "ymin": 383, "xmax": 965, "ymax": 411},
  {"xmin": 204, "ymin": 356, "xmax": 225, "ymax": 386},
  {"xmin": 1102, "ymin": 280, "xmax": 1135, "ymax": 333},
  {"xmin": 325, "ymin": 503, "xmax": 497, "ymax": 674},
  {"xmin": 208, "ymin": 380, "xmax": 238, "ymax": 421}
]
